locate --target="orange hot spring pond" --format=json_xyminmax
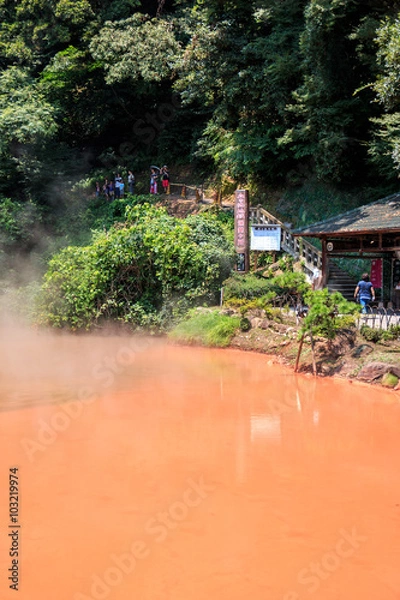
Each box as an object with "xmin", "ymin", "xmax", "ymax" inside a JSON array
[{"xmin": 0, "ymin": 330, "xmax": 399, "ymax": 600}]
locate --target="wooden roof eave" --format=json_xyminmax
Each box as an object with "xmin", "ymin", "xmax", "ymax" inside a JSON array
[{"xmin": 294, "ymin": 228, "xmax": 400, "ymax": 238}]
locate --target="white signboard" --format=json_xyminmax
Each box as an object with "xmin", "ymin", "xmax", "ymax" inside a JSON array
[{"xmin": 250, "ymin": 225, "xmax": 281, "ymax": 251}]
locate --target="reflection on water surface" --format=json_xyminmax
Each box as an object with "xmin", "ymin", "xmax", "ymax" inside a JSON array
[{"xmin": 0, "ymin": 331, "xmax": 399, "ymax": 600}]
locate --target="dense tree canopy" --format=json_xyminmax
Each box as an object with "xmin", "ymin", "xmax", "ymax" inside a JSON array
[{"xmin": 2, "ymin": 0, "xmax": 400, "ymax": 209}]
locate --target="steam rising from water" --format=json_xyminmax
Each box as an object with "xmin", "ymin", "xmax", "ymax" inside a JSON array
[{"xmin": 0, "ymin": 311, "xmax": 161, "ymax": 411}]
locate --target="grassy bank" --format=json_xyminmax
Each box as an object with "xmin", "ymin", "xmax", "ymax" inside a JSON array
[
  {"xmin": 169, "ymin": 306, "xmax": 400, "ymax": 390},
  {"xmin": 169, "ymin": 309, "xmax": 241, "ymax": 348}
]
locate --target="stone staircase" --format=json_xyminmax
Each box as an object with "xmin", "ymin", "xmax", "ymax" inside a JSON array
[{"xmin": 327, "ymin": 263, "xmax": 356, "ymax": 302}]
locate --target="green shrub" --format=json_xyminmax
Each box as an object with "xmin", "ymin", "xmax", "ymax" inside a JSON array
[
  {"xmin": 223, "ymin": 273, "xmax": 274, "ymax": 301},
  {"xmin": 239, "ymin": 317, "xmax": 251, "ymax": 331},
  {"xmin": 169, "ymin": 310, "xmax": 241, "ymax": 347},
  {"xmin": 360, "ymin": 324, "xmax": 400, "ymax": 343},
  {"xmin": 360, "ymin": 325, "xmax": 382, "ymax": 343},
  {"xmin": 35, "ymin": 205, "xmax": 235, "ymax": 329},
  {"xmin": 225, "ymin": 292, "xmax": 276, "ymax": 311},
  {"xmin": 88, "ymin": 194, "xmax": 159, "ymax": 230},
  {"xmin": 0, "ymin": 197, "xmax": 41, "ymax": 247},
  {"xmin": 224, "ymin": 297, "xmax": 252, "ymax": 309},
  {"xmin": 381, "ymin": 372, "xmax": 399, "ymax": 388},
  {"xmin": 301, "ymin": 289, "xmax": 358, "ymax": 340},
  {"xmin": 381, "ymin": 325, "xmax": 400, "ymax": 341},
  {"xmin": 264, "ymin": 306, "xmax": 284, "ymax": 322},
  {"xmin": 52, "ymin": 194, "xmax": 161, "ymax": 245},
  {"xmin": 223, "ymin": 270, "xmax": 309, "ymax": 304},
  {"xmin": 272, "ymin": 270, "xmax": 310, "ymax": 299},
  {"xmin": 277, "ymin": 182, "xmax": 363, "ymax": 229}
]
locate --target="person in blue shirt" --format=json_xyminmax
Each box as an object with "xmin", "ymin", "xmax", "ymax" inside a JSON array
[
  {"xmin": 114, "ymin": 173, "xmax": 122, "ymax": 199},
  {"xmin": 354, "ymin": 273, "xmax": 375, "ymax": 313}
]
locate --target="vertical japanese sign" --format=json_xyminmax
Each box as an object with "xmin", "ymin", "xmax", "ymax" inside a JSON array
[
  {"xmin": 370, "ymin": 258, "xmax": 383, "ymax": 288},
  {"xmin": 234, "ymin": 189, "xmax": 250, "ymax": 273}
]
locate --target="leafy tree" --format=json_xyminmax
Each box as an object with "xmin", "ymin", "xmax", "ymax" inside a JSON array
[
  {"xmin": 301, "ymin": 288, "xmax": 358, "ymax": 340},
  {"xmin": 35, "ymin": 204, "xmax": 235, "ymax": 329},
  {"xmin": 0, "ymin": 197, "xmax": 42, "ymax": 248},
  {"xmin": 279, "ymin": 0, "xmax": 375, "ymax": 182},
  {"xmin": 40, "ymin": 46, "xmax": 112, "ymax": 143},
  {"xmin": 173, "ymin": 0, "xmax": 306, "ymax": 180},
  {"xmin": 368, "ymin": 14, "xmax": 400, "ymax": 177},
  {"xmin": 3, "ymin": 0, "xmax": 400, "ymax": 235},
  {"xmin": 0, "ymin": 0, "xmax": 143, "ymax": 205},
  {"xmin": 0, "ymin": 0, "xmax": 92, "ymax": 68},
  {"xmin": 373, "ymin": 15, "xmax": 400, "ymax": 110},
  {"xmin": 90, "ymin": 14, "xmax": 181, "ymax": 84},
  {"xmin": 0, "ymin": 67, "xmax": 57, "ymax": 146},
  {"xmin": 0, "ymin": 67, "xmax": 57, "ymax": 199}
]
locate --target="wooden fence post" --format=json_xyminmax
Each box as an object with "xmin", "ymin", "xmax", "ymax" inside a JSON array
[
  {"xmin": 309, "ymin": 331, "xmax": 317, "ymax": 376},
  {"xmin": 294, "ymin": 333, "xmax": 305, "ymax": 373},
  {"xmin": 253, "ymin": 251, "xmax": 258, "ymax": 271},
  {"xmin": 295, "ymin": 330, "xmax": 318, "ymax": 375}
]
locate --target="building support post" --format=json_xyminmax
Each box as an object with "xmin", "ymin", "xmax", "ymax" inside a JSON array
[{"xmin": 321, "ymin": 237, "xmax": 328, "ymax": 287}]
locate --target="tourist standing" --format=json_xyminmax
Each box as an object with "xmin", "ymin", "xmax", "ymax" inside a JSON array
[
  {"xmin": 150, "ymin": 168, "xmax": 158, "ymax": 194},
  {"xmin": 311, "ymin": 267, "xmax": 323, "ymax": 290},
  {"xmin": 161, "ymin": 166, "xmax": 170, "ymax": 193},
  {"xmin": 128, "ymin": 170, "xmax": 135, "ymax": 194},
  {"xmin": 114, "ymin": 173, "xmax": 122, "ymax": 199},
  {"xmin": 103, "ymin": 178, "xmax": 110, "ymax": 200},
  {"xmin": 108, "ymin": 179, "xmax": 115, "ymax": 201},
  {"xmin": 354, "ymin": 273, "xmax": 375, "ymax": 313}
]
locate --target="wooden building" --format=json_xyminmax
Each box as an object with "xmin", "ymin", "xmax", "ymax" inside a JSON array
[{"xmin": 293, "ymin": 193, "xmax": 400, "ymax": 305}]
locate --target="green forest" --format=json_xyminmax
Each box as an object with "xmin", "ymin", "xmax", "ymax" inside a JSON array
[{"xmin": 2, "ymin": 0, "xmax": 400, "ymax": 328}]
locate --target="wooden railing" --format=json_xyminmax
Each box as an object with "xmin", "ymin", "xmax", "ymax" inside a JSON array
[
  {"xmin": 249, "ymin": 205, "xmax": 322, "ymax": 274},
  {"xmin": 167, "ymin": 183, "xmax": 203, "ymax": 201}
]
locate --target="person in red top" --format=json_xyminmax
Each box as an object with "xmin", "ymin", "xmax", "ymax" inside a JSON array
[{"xmin": 161, "ymin": 166, "xmax": 170, "ymax": 193}]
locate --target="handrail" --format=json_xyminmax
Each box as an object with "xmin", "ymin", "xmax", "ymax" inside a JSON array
[
  {"xmin": 167, "ymin": 182, "xmax": 203, "ymax": 201},
  {"xmin": 249, "ymin": 205, "xmax": 322, "ymax": 274}
]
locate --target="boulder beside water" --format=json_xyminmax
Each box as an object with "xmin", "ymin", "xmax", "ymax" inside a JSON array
[{"xmin": 357, "ymin": 361, "xmax": 400, "ymax": 383}]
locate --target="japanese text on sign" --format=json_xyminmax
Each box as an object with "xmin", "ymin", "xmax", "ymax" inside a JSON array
[{"xmin": 234, "ymin": 190, "xmax": 249, "ymax": 252}]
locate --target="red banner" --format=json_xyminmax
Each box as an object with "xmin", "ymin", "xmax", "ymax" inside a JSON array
[{"xmin": 370, "ymin": 258, "xmax": 383, "ymax": 288}]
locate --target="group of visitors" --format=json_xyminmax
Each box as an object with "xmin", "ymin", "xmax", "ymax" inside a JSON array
[
  {"xmin": 95, "ymin": 170, "xmax": 136, "ymax": 200},
  {"xmin": 150, "ymin": 166, "xmax": 170, "ymax": 194},
  {"xmin": 95, "ymin": 166, "xmax": 170, "ymax": 199}
]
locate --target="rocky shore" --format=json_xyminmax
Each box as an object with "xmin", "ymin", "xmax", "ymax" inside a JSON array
[{"xmin": 226, "ymin": 308, "xmax": 400, "ymax": 390}]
